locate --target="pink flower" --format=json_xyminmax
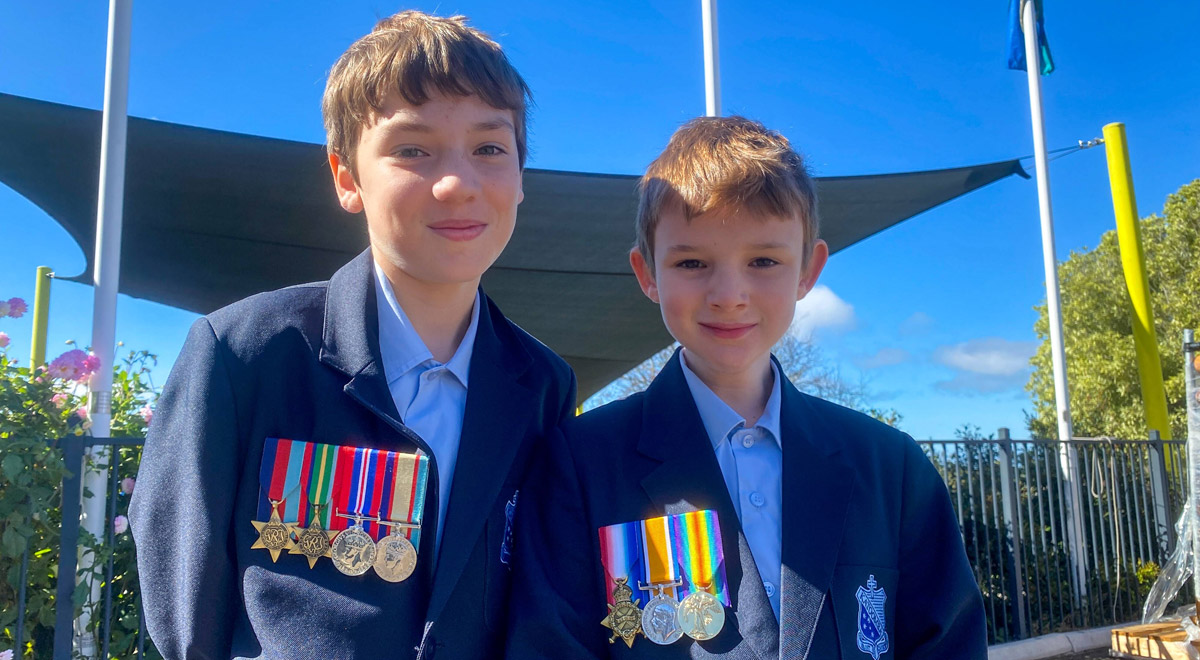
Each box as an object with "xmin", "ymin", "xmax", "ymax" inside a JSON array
[
  {"xmin": 46, "ymin": 360, "xmax": 79, "ymax": 380},
  {"xmin": 6, "ymin": 298, "xmax": 26, "ymax": 318},
  {"xmin": 139, "ymin": 404, "xmax": 154, "ymax": 425},
  {"xmin": 0, "ymin": 331, "xmax": 8, "ymax": 348},
  {"xmin": 51, "ymin": 392, "xmax": 69, "ymax": 407},
  {"xmin": 1, "ymin": 649, "xmax": 14, "ymax": 660},
  {"xmin": 113, "ymin": 515, "xmax": 129, "ymax": 535},
  {"xmin": 0, "ymin": 301, "xmax": 8, "ymax": 317},
  {"xmin": 81, "ymin": 353, "xmax": 101, "ymax": 376},
  {"xmin": 47, "ymin": 349, "xmax": 98, "ymax": 382},
  {"xmin": 121, "ymin": 477, "xmax": 136, "ymax": 495}
]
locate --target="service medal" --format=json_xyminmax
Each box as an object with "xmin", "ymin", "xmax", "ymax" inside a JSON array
[
  {"xmin": 641, "ymin": 594, "xmax": 683, "ymax": 645},
  {"xmin": 601, "ymin": 577, "xmax": 643, "ymax": 648},
  {"xmin": 678, "ymin": 590, "xmax": 725, "ymax": 641},
  {"xmin": 251, "ymin": 499, "xmax": 294, "ymax": 562},
  {"xmin": 331, "ymin": 524, "xmax": 376, "ymax": 576},
  {"xmin": 289, "ymin": 506, "xmax": 332, "ymax": 569},
  {"xmin": 373, "ymin": 530, "xmax": 418, "ymax": 582}
]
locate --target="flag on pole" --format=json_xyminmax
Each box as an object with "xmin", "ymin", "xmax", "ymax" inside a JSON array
[{"xmin": 1007, "ymin": 0, "xmax": 1054, "ymax": 75}]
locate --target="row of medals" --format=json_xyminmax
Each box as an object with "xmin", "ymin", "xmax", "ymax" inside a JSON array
[
  {"xmin": 253, "ymin": 500, "xmax": 418, "ymax": 582},
  {"xmin": 603, "ymin": 577, "xmax": 726, "ymax": 647}
]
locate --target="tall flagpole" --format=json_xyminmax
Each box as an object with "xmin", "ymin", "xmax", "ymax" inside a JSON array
[
  {"xmin": 1021, "ymin": 0, "xmax": 1087, "ymax": 602},
  {"xmin": 79, "ymin": 0, "xmax": 132, "ymax": 655},
  {"xmin": 701, "ymin": 0, "xmax": 720, "ymax": 117}
]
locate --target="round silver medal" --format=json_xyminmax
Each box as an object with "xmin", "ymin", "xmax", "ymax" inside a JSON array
[
  {"xmin": 373, "ymin": 533, "xmax": 418, "ymax": 582},
  {"xmin": 678, "ymin": 591, "xmax": 725, "ymax": 641},
  {"xmin": 641, "ymin": 595, "xmax": 684, "ymax": 645},
  {"xmin": 330, "ymin": 525, "xmax": 376, "ymax": 576}
]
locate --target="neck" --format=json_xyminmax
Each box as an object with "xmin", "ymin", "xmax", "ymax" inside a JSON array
[
  {"xmin": 375, "ymin": 251, "xmax": 478, "ymax": 363},
  {"xmin": 683, "ymin": 349, "xmax": 774, "ymax": 426}
]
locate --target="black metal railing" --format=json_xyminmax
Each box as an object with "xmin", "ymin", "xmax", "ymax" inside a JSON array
[{"xmin": 9, "ymin": 431, "xmax": 1187, "ymax": 655}]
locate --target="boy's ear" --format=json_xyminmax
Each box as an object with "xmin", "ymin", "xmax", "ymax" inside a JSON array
[
  {"xmin": 629, "ymin": 248, "xmax": 660, "ymax": 303},
  {"xmin": 329, "ymin": 153, "xmax": 363, "ymax": 214},
  {"xmin": 798, "ymin": 239, "xmax": 829, "ymax": 300}
]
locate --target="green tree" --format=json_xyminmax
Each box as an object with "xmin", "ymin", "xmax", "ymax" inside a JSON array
[{"xmin": 1026, "ymin": 179, "xmax": 1200, "ymax": 439}]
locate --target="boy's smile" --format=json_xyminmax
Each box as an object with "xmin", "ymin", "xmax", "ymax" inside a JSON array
[
  {"xmin": 631, "ymin": 206, "xmax": 828, "ymax": 390},
  {"xmin": 331, "ymin": 91, "xmax": 524, "ymax": 295}
]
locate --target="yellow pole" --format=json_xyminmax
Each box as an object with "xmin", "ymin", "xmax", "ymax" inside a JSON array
[
  {"xmin": 29, "ymin": 266, "xmax": 52, "ymax": 368},
  {"xmin": 1103, "ymin": 122, "xmax": 1171, "ymax": 440}
]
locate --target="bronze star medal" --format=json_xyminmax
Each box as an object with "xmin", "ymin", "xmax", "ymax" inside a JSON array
[
  {"xmin": 601, "ymin": 577, "xmax": 643, "ymax": 648},
  {"xmin": 288, "ymin": 504, "xmax": 332, "ymax": 568},
  {"xmin": 251, "ymin": 499, "xmax": 294, "ymax": 562}
]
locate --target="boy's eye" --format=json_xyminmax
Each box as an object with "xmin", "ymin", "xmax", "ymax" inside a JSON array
[
  {"xmin": 751, "ymin": 257, "xmax": 780, "ymax": 268},
  {"xmin": 475, "ymin": 144, "xmax": 508, "ymax": 156},
  {"xmin": 674, "ymin": 259, "xmax": 705, "ymax": 270},
  {"xmin": 395, "ymin": 146, "xmax": 429, "ymax": 158}
]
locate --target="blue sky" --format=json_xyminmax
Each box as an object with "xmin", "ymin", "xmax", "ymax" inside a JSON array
[{"xmin": 1, "ymin": 2, "xmax": 1196, "ymax": 438}]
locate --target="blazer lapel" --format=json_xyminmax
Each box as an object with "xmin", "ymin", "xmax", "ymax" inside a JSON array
[
  {"xmin": 777, "ymin": 373, "xmax": 855, "ymax": 660},
  {"xmin": 637, "ymin": 351, "xmax": 779, "ymax": 660},
  {"xmin": 425, "ymin": 295, "xmax": 534, "ymax": 623}
]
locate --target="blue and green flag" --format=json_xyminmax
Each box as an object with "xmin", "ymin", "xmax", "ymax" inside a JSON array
[{"xmin": 1007, "ymin": 0, "xmax": 1054, "ymax": 75}]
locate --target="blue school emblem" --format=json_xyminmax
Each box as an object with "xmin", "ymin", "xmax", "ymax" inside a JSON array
[
  {"xmin": 855, "ymin": 575, "xmax": 889, "ymax": 659},
  {"xmin": 500, "ymin": 490, "xmax": 519, "ymax": 567}
]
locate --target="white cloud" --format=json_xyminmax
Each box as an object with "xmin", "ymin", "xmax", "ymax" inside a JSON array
[
  {"xmin": 789, "ymin": 285, "xmax": 855, "ymax": 340},
  {"xmin": 933, "ymin": 338, "xmax": 1037, "ymax": 376},
  {"xmin": 856, "ymin": 347, "xmax": 911, "ymax": 369},
  {"xmin": 898, "ymin": 311, "xmax": 934, "ymax": 336}
]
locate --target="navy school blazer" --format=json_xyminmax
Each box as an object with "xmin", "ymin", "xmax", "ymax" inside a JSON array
[
  {"xmin": 129, "ymin": 250, "xmax": 576, "ymax": 660},
  {"xmin": 506, "ymin": 350, "xmax": 986, "ymax": 659}
]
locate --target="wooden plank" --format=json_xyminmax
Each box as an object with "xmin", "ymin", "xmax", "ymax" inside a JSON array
[{"xmin": 1111, "ymin": 622, "xmax": 1200, "ymax": 660}]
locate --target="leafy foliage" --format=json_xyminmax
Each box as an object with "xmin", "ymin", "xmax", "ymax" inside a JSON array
[{"xmin": 1026, "ymin": 179, "xmax": 1200, "ymax": 439}]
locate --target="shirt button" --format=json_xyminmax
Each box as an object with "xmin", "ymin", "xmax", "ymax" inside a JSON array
[
  {"xmin": 749, "ymin": 491, "xmax": 766, "ymax": 508},
  {"xmin": 741, "ymin": 432, "xmax": 756, "ymax": 448},
  {"xmin": 764, "ymin": 581, "xmax": 776, "ymax": 597}
]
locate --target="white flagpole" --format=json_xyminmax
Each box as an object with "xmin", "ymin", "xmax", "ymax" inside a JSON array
[
  {"xmin": 79, "ymin": 0, "xmax": 132, "ymax": 655},
  {"xmin": 1021, "ymin": 0, "xmax": 1087, "ymax": 602},
  {"xmin": 701, "ymin": 0, "xmax": 720, "ymax": 117}
]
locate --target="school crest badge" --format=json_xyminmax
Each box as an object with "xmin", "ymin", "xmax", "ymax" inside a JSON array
[
  {"xmin": 856, "ymin": 574, "xmax": 889, "ymax": 660},
  {"xmin": 500, "ymin": 490, "xmax": 518, "ymax": 567}
]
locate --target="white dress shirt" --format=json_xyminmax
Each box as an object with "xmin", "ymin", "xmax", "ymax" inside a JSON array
[
  {"xmin": 373, "ymin": 262, "xmax": 480, "ymax": 560},
  {"xmin": 680, "ymin": 351, "xmax": 784, "ymax": 619}
]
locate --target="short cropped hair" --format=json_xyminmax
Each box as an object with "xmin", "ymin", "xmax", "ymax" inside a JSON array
[
  {"xmin": 635, "ymin": 116, "xmax": 819, "ymax": 271},
  {"xmin": 323, "ymin": 11, "xmax": 532, "ymax": 176}
]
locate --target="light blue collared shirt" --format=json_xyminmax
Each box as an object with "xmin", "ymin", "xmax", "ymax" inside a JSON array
[
  {"xmin": 680, "ymin": 350, "xmax": 784, "ymax": 619},
  {"xmin": 373, "ymin": 262, "xmax": 480, "ymax": 560}
]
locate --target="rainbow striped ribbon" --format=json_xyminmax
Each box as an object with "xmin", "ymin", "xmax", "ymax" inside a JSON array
[
  {"xmin": 331, "ymin": 446, "xmax": 389, "ymax": 539},
  {"xmin": 671, "ymin": 510, "xmax": 730, "ymax": 606},
  {"xmin": 598, "ymin": 520, "xmax": 646, "ymax": 606},
  {"xmin": 256, "ymin": 438, "xmax": 309, "ymax": 522},
  {"xmin": 380, "ymin": 451, "xmax": 431, "ymax": 547}
]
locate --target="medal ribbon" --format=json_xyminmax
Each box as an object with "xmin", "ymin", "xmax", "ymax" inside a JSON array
[
  {"xmin": 298, "ymin": 442, "xmax": 339, "ymax": 528},
  {"xmin": 640, "ymin": 514, "xmax": 679, "ymax": 600},
  {"xmin": 671, "ymin": 510, "xmax": 730, "ymax": 606},
  {"xmin": 598, "ymin": 521, "xmax": 645, "ymax": 606},
  {"xmin": 331, "ymin": 446, "xmax": 390, "ymax": 538},
  {"xmin": 381, "ymin": 451, "xmax": 431, "ymax": 545},
  {"xmin": 256, "ymin": 438, "xmax": 308, "ymax": 522}
]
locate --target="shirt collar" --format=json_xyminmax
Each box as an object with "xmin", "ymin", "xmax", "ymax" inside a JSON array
[
  {"xmin": 680, "ymin": 350, "xmax": 783, "ymax": 450},
  {"xmin": 373, "ymin": 260, "xmax": 479, "ymax": 388}
]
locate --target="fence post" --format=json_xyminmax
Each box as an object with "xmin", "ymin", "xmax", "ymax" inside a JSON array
[
  {"xmin": 54, "ymin": 436, "xmax": 85, "ymax": 660},
  {"xmin": 997, "ymin": 427, "xmax": 1029, "ymax": 640},
  {"xmin": 1147, "ymin": 429, "xmax": 1176, "ymax": 554}
]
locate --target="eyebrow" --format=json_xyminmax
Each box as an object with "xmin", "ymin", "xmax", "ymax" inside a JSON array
[
  {"xmin": 473, "ymin": 118, "xmax": 515, "ymax": 133},
  {"xmin": 664, "ymin": 242, "xmax": 789, "ymax": 252}
]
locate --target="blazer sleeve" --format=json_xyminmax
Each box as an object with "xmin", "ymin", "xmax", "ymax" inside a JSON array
[
  {"xmin": 894, "ymin": 436, "xmax": 989, "ymax": 659},
  {"xmin": 505, "ymin": 426, "xmax": 608, "ymax": 659},
  {"xmin": 129, "ymin": 318, "xmax": 242, "ymax": 660}
]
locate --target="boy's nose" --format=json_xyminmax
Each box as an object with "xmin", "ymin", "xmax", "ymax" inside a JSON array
[
  {"xmin": 706, "ymin": 270, "xmax": 749, "ymax": 309},
  {"xmin": 431, "ymin": 154, "xmax": 480, "ymax": 202}
]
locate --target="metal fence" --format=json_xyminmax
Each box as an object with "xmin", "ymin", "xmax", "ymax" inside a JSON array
[
  {"xmin": 8, "ymin": 432, "xmax": 1188, "ymax": 656},
  {"xmin": 919, "ymin": 430, "xmax": 1187, "ymax": 645}
]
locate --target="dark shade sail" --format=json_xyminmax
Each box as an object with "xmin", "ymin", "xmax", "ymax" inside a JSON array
[{"xmin": 0, "ymin": 93, "xmax": 1027, "ymax": 399}]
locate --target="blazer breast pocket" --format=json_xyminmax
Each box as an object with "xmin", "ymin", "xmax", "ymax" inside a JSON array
[{"xmin": 829, "ymin": 565, "xmax": 898, "ymax": 660}]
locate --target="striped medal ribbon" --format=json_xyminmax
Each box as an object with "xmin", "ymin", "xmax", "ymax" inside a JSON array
[
  {"xmin": 329, "ymin": 446, "xmax": 387, "ymax": 576},
  {"xmin": 251, "ymin": 438, "xmax": 307, "ymax": 561},
  {"xmin": 371, "ymin": 450, "xmax": 430, "ymax": 582},
  {"xmin": 638, "ymin": 515, "xmax": 685, "ymax": 645},
  {"xmin": 287, "ymin": 441, "xmax": 339, "ymax": 568},
  {"xmin": 598, "ymin": 521, "xmax": 646, "ymax": 647},
  {"xmin": 672, "ymin": 510, "xmax": 728, "ymax": 641}
]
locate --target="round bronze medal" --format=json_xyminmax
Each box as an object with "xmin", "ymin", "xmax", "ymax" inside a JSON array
[
  {"xmin": 678, "ymin": 591, "xmax": 725, "ymax": 641},
  {"xmin": 331, "ymin": 525, "xmax": 377, "ymax": 576},
  {"xmin": 373, "ymin": 533, "xmax": 417, "ymax": 582},
  {"xmin": 641, "ymin": 594, "xmax": 683, "ymax": 645}
]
